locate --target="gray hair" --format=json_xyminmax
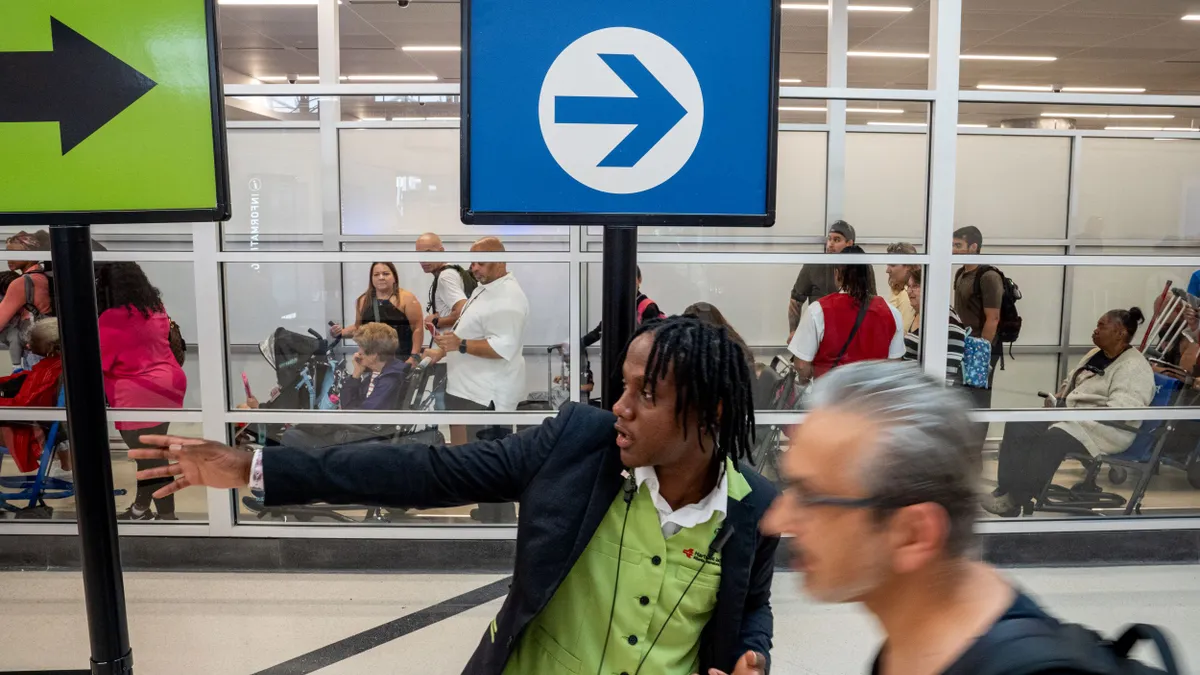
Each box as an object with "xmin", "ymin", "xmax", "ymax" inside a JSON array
[
  {"xmin": 807, "ymin": 361, "xmax": 979, "ymax": 557},
  {"xmin": 28, "ymin": 317, "xmax": 60, "ymax": 355}
]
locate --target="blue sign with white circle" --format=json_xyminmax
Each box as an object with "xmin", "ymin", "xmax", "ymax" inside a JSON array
[{"xmin": 462, "ymin": 0, "xmax": 781, "ymax": 226}]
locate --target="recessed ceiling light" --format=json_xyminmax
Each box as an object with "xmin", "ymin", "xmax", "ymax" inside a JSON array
[
  {"xmin": 1060, "ymin": 86, "xmax": 1146, "ymax": 93},
  {"xmin": 782, "ymin": 4, "xmax": 912, "ymax": 11},
  {"xmin": 342, "ymin": 75, "xmax": 439, "ymax": 82},
  {"xmin": 779, "ymin": 78, "xmax": 803, "ymax": 84},
  {"xmin": 976, "ymin": 84, "xmax": 1055, "ymax": 92},
  {"xmin": 402, "ymin": 46, "xmax": 461, "ymax": 52},
  {"xmin": 961, "ymin": 54, "xmax": 1057, "ymax": 62},
  {"xmin": 1041, "ymin": 112, "xmax": 1174, "ymax": 120},
  {"xmin": 1182, "ymin": 14, "xmax": 1200, "ymax": 20}
]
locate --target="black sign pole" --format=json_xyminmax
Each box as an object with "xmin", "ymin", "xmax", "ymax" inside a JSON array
[
  {"xmin": 601, "ymin": 225, "xmax": 639, "ymax": 409},
  {"xmin": 49, "ymin": 224, "xmax": 134, "ymax": 675}
]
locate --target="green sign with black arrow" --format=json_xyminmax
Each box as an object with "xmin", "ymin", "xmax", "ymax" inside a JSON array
[{"xmin": 0, "ymin": 0, "xmax": 229, "ymax": 224}]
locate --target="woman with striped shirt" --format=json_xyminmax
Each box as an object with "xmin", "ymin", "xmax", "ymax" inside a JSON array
[{"xmin": 903, "ymin": 267, "xmax": 967, "ymax": 385}]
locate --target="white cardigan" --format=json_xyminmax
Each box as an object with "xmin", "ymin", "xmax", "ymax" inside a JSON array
[{"xmin": 1051, "ymin": 347, "xmax": 1156, "ymax": 457}]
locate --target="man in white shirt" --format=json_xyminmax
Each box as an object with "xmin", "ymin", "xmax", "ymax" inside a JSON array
[
  {"xmin": 416, "ymin": 232, "xmax": 471, "ymax": 334},
  {"xmin": 424, "ymin": 236, "xmax": 530, "ymax": 442}
]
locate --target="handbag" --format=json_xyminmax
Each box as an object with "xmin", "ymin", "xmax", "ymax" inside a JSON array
[{"xmin": 961, "ymin": 328, "xmax": 992, "ymax": 389}]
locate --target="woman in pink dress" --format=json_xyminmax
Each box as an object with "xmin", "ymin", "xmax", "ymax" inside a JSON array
[{"xmin": 96, "ymin": 262, "xmax": 188, "ymax": 520}]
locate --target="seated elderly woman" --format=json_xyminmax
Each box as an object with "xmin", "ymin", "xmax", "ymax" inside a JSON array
[
  {"xmin": 280, "ymin": 322, "xmax": 408, "ymax": 448},
  {"xmin": 0, "ymin": 319, "xmax": 63, "ymax": 473},
  {"xmin": 983, "ymin": 307, "xmax": 1155, "ymax": 517}
]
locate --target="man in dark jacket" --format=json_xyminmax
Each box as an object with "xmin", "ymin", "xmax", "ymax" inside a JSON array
[{"xmin": 133, "ymin": 316, "xmax": 779, "ymax": 675}]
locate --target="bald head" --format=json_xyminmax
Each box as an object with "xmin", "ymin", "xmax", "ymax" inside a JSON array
[
  {"xmin": 471, "ymin": 236, "xmax": 505, "ymax": 253},
  {"xmin": 469, "ymin": 237, "xmax": 507, "ymax": 284},
  {"xmin": 416, "ymin": 232, "xmax": 444, "ymax": 251}
]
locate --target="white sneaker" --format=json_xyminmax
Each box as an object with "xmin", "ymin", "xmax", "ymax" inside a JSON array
[{"xmin": 47, "ymin": 462, "xmax": 72, "ymax": 481}]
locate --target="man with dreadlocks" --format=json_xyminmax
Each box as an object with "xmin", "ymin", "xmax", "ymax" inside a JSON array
[{"xmin": 130, "ymin": 315, "xmax": 780, "ymax": 675}]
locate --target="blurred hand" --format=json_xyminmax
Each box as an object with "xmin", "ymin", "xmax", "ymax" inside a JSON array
[
  {"xmin": 435, "ymin": 331, "xmax": 462, "ymax": 354},
  {"xmin": 330, "ymin": 323, "xmax": 344, "ymax": 337},
  {"xmin": 236, "ymin": 396, "xmax": 260, "ymax": 410},
  {"xmin": 701, "ymin": 651, "xmax": 765, "ymax": 675},
  {"xmin": 422, "ymin": 347, "xmax": 446, "ymax": 365},
  {"xmin": 1186, "ymin": 306, "xmax": 1198, "ymax": 333},
  {"xmin": 352, "ymin": 352, "xmax": 365, "ymax": 378},
  {"xmin": 129, "ymin": 435, "xmax": 253, "ymax": 499},
  {"xmin": 425, "ymin": 313, "xmax": 441, "ymax": 334}
]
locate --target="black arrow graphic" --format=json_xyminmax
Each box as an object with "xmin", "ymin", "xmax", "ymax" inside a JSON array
[{"xmin": 0, "ymin": 17, "xmax": 157, "ymax": 155}]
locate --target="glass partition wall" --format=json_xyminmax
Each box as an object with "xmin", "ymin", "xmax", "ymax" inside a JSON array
[{"xmin": 3, "ymin": 0, "xmax": 1200, "ymax": 538}]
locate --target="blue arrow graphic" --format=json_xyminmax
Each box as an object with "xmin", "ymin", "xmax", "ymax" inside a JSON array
[{"xmin": 554, "ymin": 53, "xmax": 688, "ymax": 168}]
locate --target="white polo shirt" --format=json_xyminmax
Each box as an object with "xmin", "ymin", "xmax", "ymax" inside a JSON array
[{"xmin": 445, "ymin": 273, "xmax": 529, "ymax": 411}]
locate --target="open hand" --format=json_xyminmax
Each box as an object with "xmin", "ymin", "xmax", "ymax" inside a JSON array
[
  {"xmin": 129, "ymin": 435, "xmax": 253, "ymax": 500},
  {"xmin": 701, "ymin": 651, "xmax": 766, "ymax": 675}
]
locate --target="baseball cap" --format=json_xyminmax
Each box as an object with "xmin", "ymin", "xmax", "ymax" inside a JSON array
[{"xmin": 828, "ymin": 220, "xmax": 856, "ymax": 242}]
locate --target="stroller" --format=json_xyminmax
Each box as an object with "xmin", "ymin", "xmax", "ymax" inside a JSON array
[{"xmin": 240, "ymin": 326, "xmax": 446, "ymax": 523}]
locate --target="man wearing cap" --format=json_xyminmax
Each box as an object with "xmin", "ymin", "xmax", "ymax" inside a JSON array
[{"xmin": 788, "ymin": 220, "xmax": 875, "ymax": 337}]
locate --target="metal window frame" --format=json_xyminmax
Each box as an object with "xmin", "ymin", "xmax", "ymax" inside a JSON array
[{"xmin": 5, "ymin": 0, "xmax": 1200, "ymax": 538}]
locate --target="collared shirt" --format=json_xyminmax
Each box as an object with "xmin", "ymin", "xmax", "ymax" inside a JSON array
[
  {"xmin": 445, "ymin": 273, "xmax": 530, "ymax": 411},
  {"xmin": 634, "ymin": 465, "xmax": 728, "ymax": 538}
]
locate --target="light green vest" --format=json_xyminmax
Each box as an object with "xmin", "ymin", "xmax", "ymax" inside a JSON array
[{"xmin": 503, "ymin": 461, "xmax": 752, "ymax": 675}]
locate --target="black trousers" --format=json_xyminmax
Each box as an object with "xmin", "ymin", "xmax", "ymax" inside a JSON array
[
  {"xmin": 121, "ymin": 422, "xmax": 174, "ymax": 514},
  {"xmin": 996, "ymin": 421, "xmax": 1088, "ymax": 504}
]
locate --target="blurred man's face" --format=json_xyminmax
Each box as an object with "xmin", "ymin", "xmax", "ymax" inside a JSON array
[
  {"xmin": 415, "ymin": 239, "xmax": 444, "ymax": 274},
  {"xmin": 826, "ymin": 233, "xmax": 850, "ymax": 254},
  {"xmin": 762, "ymin": 409, "xmax": 892, "ymax": 603},
  {"xmin": 470, "ymin": 260, "xmax": 505, "ymax": 284},
  {"xmin": 952, "ymin": 237, "xmax": 977, "ymax": 255}
]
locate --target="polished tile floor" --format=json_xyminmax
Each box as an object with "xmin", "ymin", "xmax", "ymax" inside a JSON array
[{"xmin": 0, "ymin": 566, "xmax": 1196, "ymax": 674}]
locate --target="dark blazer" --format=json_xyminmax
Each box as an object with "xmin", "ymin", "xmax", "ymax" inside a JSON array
[{"xmin": 262, "ymin": 402, "xmax": 780, "ymax": 674}]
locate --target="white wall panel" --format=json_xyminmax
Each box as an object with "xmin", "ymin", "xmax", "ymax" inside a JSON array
[{"xmin": 955, "ymin": 135, "xmax": 1070, "ymax": 240}]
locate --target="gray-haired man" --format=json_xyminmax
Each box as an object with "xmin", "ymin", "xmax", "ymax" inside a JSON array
[{"xmin": 761, "ymin": 361, "xmax": 1144, "ymax": 674}]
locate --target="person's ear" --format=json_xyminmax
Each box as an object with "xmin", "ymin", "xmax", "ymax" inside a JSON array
[{"xmin": 887, "ymin": 503, "xmax": 949, "ymax": 575}]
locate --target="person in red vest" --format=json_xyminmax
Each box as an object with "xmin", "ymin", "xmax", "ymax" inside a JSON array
[{"xmin": 787, "ymin": 245, "xmax": 904, "ymax": 384}]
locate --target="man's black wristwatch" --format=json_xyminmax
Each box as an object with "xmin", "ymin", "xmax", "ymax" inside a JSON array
[{"xmin": 459, "ymin": 339, "xmax": 468, "ymax": 354}]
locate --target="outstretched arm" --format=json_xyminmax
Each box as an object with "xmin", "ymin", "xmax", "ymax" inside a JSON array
[{"xmin": 131, "ymin": 408, "xmax": 574, "ymax": 508}]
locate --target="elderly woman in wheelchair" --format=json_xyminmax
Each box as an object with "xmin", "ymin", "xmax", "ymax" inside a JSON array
[{"xmin": 983, "ymin": 307, "xmax": 1156, "ymax": 517}]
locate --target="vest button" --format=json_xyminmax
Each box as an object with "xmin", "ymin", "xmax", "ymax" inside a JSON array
[
  {"xmin": 627, "ymin": 635, "xmax": 638, "ymax": 646},
  {"xmin": 639, "ymin": 595, "xmax": 650, "ymax": 606},
  {"xmin": 651, "ymin": 555, "xmax": 662, "ymax": 566}
]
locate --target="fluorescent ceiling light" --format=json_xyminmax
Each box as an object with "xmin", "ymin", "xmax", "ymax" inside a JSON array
[
  {"xmin": 957, "ymin": 124, "xmax": 988, "ymax": 128},
  {"xmin": 779, "ymin": 78, "xmax": 803, "ymax": 84},
  {"xmin": 976, "ymin": 84, "xmax": 1054, "ymax": 92},
  {"xmin": 343, "ymin": 75, "xmax": 439, "ymax": 82},
  {"xmin": 850, "ymin": 52, "xmax": 1055, "ymax": 61},
  {"xmin": 402, "ymin": 45, "xmax": 461, "ymax": 52},
  {"xmin": 779, "ymin": 106, "xmax": 906, "ymax": 113},
  {"xmin": 849, "ymin": 51, "xmax": 929, "ymax": 59},
  {"xmin": 258, "ymin": 75, "xmax": 319, "ymax": 82},
  {"xmin": 1041, "ymin": 112, "xmax": 1174, "ymax": 120},
  {"xmin": 783, "ymin": 4, "xmax": 912, "ymax": 11},
  {"xmin": 1105, "ymin": 126, "xmax": 1198, "ymax": 131},
  {"xmin": 867, "ymin": 121, "xmax": 926, "ymax": 127},
  {"xmin": 1183, "ymin": 14, "xmax": 1200, "ymax": 20},
  {"xmin": 219, "ymin": 0, "xmax": 319, "ymax": 4},
  {"xmin": 359, "ymin": 117, "xmax": 386, "ymax": 122},
  {"xmin": 1155, "ymin": 138, "xmax": 1181, "ymax": 141},
  {"xmin": 1060, "ymin": 86, "xmax": 1146, "ymax": 93},
  {"xmin": 961, "ymin": 54, "xmax": 1057, "ymax": 62}
]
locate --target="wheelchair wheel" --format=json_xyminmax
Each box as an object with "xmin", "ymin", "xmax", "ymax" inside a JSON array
[
  {"xmin": 1187, "ymin": 458, "xmax": 1200, "ymax": 490},
  {"xmin": 1108, "ymin": 467, "xmax": 1128, "ymax": 485}
]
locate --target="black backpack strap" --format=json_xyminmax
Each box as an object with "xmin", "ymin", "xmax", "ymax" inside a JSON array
[
  {"xmin": 834, "ymin": 296, "xmax": 873, "ymax": 367},
  {"xmin": 949, "ymin": 617, "xmax": 1102, "ymax": 675},
  {"xmin": 427, "ymin": 269, "xmax": 440, "ymax": 314},
  {"xmin": 1113, "ymin": 624, "xmax": 1180, "ymax": 675}
]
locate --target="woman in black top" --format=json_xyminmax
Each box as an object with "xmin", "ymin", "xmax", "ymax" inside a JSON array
[{"xmin": 332, "ymin": 262, "xmax": 424, "ymax": 365}]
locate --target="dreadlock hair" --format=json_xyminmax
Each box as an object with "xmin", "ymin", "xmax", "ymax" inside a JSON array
[
  {"xmin": 835, "ymin": 244, "xmax": 874, "ymax": 306},
  {"xmin": 622, "ymin": 315, "xmax": 756, "ymax": 468}
]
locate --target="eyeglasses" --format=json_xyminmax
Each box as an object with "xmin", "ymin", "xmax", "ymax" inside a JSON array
[{"xmin": 781, "ymin": 480, "xmax": 916, "ymax": 513}]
